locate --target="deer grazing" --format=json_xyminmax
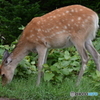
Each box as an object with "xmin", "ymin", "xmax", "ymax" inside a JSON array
[{"xmin": 0, "ymin": 5, "xmax": 100, "ymax": 86}]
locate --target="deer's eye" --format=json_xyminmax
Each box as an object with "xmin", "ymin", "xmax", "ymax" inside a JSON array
[{"xmin": 4, "ymin": 57, "xmax": 12, "ymax": 65}]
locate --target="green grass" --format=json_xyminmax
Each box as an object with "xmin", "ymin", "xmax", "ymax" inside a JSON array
[{"xmin": 0, "ymin": 75, "xmax": 100, "ymax": 100}]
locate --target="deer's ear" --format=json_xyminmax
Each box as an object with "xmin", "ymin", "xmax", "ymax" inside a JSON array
[
  {"xmin": 6, "ymin": 57, "xmax": 12, "ymax": 64},
  {"xmin": 3, "ymin": 50, "xmax": 10, "ymax": 60},
  {"xmin": 3, "ymin": 50, "xmax": 12, "ymax": 65}
]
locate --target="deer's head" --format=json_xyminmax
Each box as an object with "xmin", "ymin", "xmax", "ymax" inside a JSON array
[{"xmin": 0, "ymin": 50, "xmax": 14, "ymax": 86}]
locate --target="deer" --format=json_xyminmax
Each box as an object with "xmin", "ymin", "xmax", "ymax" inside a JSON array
[{"xmin": 0, "ymin": 5, "xmax": 100, "ymax": 86}]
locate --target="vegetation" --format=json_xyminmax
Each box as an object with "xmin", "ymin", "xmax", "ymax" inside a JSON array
[
  {"xmin": 0, "ymin": 75, "xmax": 100, "ymax": 100},
  {"xmin": 0, "ymin": 0, "xmax": 100, "ymax": 99}
]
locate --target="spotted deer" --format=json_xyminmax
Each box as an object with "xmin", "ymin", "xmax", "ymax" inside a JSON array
[{"xmin": 0, "ymin": 5, "xmax": 100, "ymax": 86}]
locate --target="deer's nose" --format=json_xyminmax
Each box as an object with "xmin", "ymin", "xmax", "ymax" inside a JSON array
[{"xmin": 1, "ymin": 74, "xmax": 5, "ymax": 77}]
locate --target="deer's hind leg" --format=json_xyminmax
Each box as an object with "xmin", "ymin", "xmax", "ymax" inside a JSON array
[
  {"xmin": 71, "ymin": 37, "xmax": 89, "ymax": 85},
  {"xmin": 85, "ymin": 40, "xmax": 100, "ymax": 71}
]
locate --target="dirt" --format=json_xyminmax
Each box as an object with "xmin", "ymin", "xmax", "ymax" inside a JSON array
[{"xmin": 0, "ymin": 98, "xmax": 20, "ymax": 100}]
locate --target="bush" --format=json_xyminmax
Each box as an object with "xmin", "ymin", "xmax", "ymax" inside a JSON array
[
  {"xmin": 43, "ymin": 48, "xmax": 80, "ymax": 84},
  {"xmin": 0, "ymin": 0, "xmax": 44, "ymax": 44}
]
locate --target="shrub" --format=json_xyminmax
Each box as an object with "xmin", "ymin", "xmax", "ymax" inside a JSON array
[{"xmin": 0, "ymin": 0, "xmax": 44, "ymax": 44}]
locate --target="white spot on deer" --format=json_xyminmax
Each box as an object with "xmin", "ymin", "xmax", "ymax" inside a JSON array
[
  {"xmin": 80, "ymin": 9, "xmax": 83, "ymax": 11},
  {"xmin": 71, "ymin": 19, "xmax": 74, "ymax": 22},
  {"xmin": 37, "ymin": 36, "xmax": 41, "ymax": 38},
  {"xmin": 62, "ymin": 13, "xmax": 65, "ymax": 16},
  {"xmin": 56, "ymin": 32, "xmax": 60, "ymax": 34},
  {"xmin": 68, "ymin": 24, "xmax": 70, "ymax": 26},
  {"xmin": 74, "ymin": 23, "xmax": 78, "ymax": 27},
  {"xmin": 78, "ymin": 17, "xmax": 81, "ymax": 20},
  {"xmin": 71, "ymin": 9, "xmax": 74, "ymax": 12},
  {"xmin": 31, "ymin": 34, "xmax": 34, "ymax": 37},
  {"xmin": 38, "ymin": 29, "xmax": 41, "ymax": 32},
  {"xmin": 62, "ymin": 30, "xmax": 66, "ymax": 33},
  {"xmin": 53, "ymin": 16, "xmax": 56, "ymax": 18},
  {"xmin": 82, "ymin": 24, "xmax": 85, "ymax": 27},
  {"xmin": 45, "ymin": 30, "xmax": 48, "ymax": 33},
  {"xmin": 41, "ymin": 38, "xmax": 45, "ymax": 41},
  {"xmin": 52, "ymin": 34, "xmax": 56, "ymax": 37},
  {"xmin": 30, "ymin": 35, "xmax": 33, "ymax": 38},
  {"xmin": 56, "ymin": 31, "xmax": 64, "ymax": 34},
  {"xmin": 46, "ymin": 29, "xmax": 50, "ymax": 33},
  {"xmin": 66, "ymin": 11, "xmax": 69, "ymax": 13},
  {"xmin": 64, "ymin": 26, "xmax": 67, "ymax": 29},
  {"xmin": 56, "ymin": 26, "xmax": 59, "ymax": 29}
]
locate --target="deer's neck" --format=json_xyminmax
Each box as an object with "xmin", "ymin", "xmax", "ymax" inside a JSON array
[{"xmin": 9, "ymin": 42, "xmax": 30, "ymax": 66}]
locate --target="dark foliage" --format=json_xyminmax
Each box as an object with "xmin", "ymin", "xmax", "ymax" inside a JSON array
[{"xmin": 0, "ymin": 0, "xmax": 100, "ymax": 44}]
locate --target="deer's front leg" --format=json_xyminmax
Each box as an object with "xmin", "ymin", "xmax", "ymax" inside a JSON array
[{"xmin": 36, "ymin": 45, "xmax": 47, "ymax": 86}]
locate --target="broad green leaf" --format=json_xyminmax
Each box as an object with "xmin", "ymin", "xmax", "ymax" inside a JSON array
[
  {"xmin": 62, "ymin": 69, "xmax": 69, "ymax": 75},
  {"xmin": 31, "ymin": 61, "xmax": 35, "ymax": 65},
  {"xmin": 27, "ymin": 70, "xmax": 32, "ymax": 74},
  {"xmin": 95, "ymin": 83, "xmax": 100, "ymax": 87},
  {"xmin": 50, "ymin": 66, "xmax": 58, "ymax": 71},
  {"xmin": 61, "ymin": 68, "xmax": 72, "ymax": 75},
  {"xmin": 96, "ymin": 70, "xmax": 100, "ymax": 77},
  {"xmin": 43, "ymin": 64, "xmax": 49, "ymax": 68},
  {"xmin": 64, "ymin": 51, "xmax": 70, "ymax": 60},
  {"xmin": 58, "ymin": 57, "xmax": 64, "ymax": 61},
  {"xmin": 71, "ymin": 55, "xmax": 79, "ymax": 61},
  {"xmin": 44, "ymin": 72, "xmax": 54, "ymax": 81},
  {"xmin": 50, "ymin": 66, "xmax": 61, "ymax": 73},
  {"xmin": 61, "ymin": 61, "xmax": 70, "ymax": 67},
  {"xmin": 56, "ymin": 75, "xmax": 63, "ymax": 82},
  {"xmin": 71, "ymin": 61, "xmax": 79, "ymax": 66}
]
